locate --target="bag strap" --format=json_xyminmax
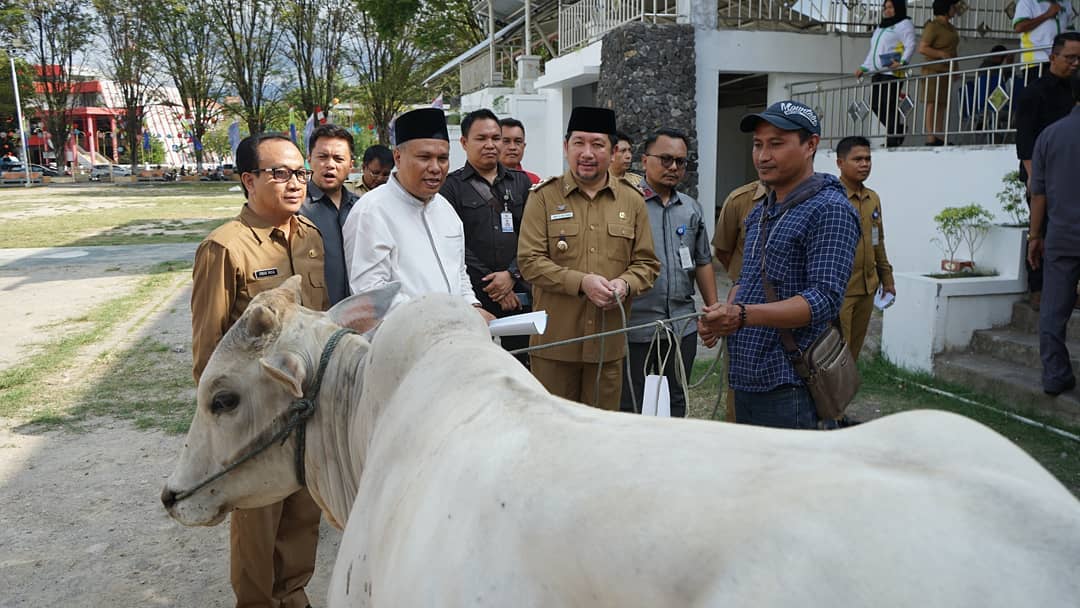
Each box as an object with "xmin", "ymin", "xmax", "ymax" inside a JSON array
[
  {"xmin": 467, "ymin": 174, "xmax": 499, "ymax": 208},
  {"xmin": 758, "ymin": 206, "xmax": 802, "ymax": 358}
]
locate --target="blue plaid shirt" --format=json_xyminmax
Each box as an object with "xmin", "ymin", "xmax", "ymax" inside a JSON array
[{"xmin": 728, "ymin": 173, "xmax": 861, "ymax": 392}]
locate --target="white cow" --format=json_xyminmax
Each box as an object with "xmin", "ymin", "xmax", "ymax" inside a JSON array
[{"xmin": 163, "ymin": 277, "xmax": 1080, "ymax": 607}]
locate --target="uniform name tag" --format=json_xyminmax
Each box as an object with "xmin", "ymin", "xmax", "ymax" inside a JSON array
[
  {"xmin": 549, "ymin": 211, "xmax": 574, "ymax": 221},
  {"xmin": 501, "ymin": 211, "xmax": 515, "ymax": 233},
  {"xmin": 871, "ymin": 226, "xmax": 880, "ymax": 246},
  {"xmin": 253, "ymin": 268, "xmax": 279, "ymax": 279},
  {"xmin": 678, "ymin": 246, "xmax": 694, "ymax": 270}
]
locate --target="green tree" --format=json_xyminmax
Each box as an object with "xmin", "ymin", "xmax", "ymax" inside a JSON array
[
  {"xmin": 145, "ymin": 134, "xmax": 166, "ymax": 164},
  {"xmin": 94, "ymin": 0, "xmax": 158, "ymax": 173},
  {"xmin": 347, "ymin": 0, "xmax": 482, "ymax": 144},
  {"xmin": 279, "ymin": 0, "xmax": 349, "ymax": 120},
  {"xmin": 145, "ymin": 0, "xmax": 225, "ymax": 172},
  {"xmin": 23, "ymin": 0, "xmax": 93, "ymax": 164},
  {"xmin": 0, "ymin": 49, "xmax": 36, "ymax": 127},
  {"xmin": 208, "ymin": 0, "xmax": 283, "ymax": 135}
]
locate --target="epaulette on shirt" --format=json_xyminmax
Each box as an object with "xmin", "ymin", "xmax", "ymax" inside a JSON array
[{"xmin": 530, "ymin": 175, "xmax": 558, "ymax": 191}]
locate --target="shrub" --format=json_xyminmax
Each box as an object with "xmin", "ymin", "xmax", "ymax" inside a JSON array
[
  {"xmin": 932, "ymin": 204, "xmax": 994, "ymax": 265},
  {"xmin": 996, "ymin": 170, "xmax": 1028, "ymax": 225}
]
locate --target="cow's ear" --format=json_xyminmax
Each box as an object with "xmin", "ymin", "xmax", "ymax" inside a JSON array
[
  {"xmin": 278, "ymin": 275, "xmax": 303, "ymax": 303},
  {"xmin": 260, "ymin": 352, "xmax": 306, "ymax": 398},
  {"xmin": 245, "ymin": 304, "xmax": 278, "ymax": 338},
  {"xmin": 326, "ymin": 281, "xmax": 401, "ymax": 333}
]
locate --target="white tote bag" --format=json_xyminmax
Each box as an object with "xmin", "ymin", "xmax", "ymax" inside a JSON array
[
  {"xmin": 640, "ymin": 326, "xmax": 674, "ymax": 417},
  {"xmin": 641, "ymin": 374, "xmax": 671, "ymax": 417}
]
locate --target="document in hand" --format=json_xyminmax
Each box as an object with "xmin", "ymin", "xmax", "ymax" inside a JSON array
[
  {"xmin": 874, "ymin": 286, "xmax": 896, "ymax": 311},
  {"xmin": 488, "ymin": 311, "xmax": 548, "ymax": 336}
]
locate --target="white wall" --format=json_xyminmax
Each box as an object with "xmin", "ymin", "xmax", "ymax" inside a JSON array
[
  {"xmin": 814, "ymin": 145, "xmax": 1018, "ymax": 274},
  {"xmin": 458, "ymin": 88, "xmax": 566, "ymax": 180}
]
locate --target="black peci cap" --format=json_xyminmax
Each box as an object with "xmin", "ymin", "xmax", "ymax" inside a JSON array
[
  {"xmin": 392, "ymin": 108, "xmax": 449, "ymax": 146},
  {"xmin": 566, "ymin": 106, "xmax": 617, "ymax": 136}
]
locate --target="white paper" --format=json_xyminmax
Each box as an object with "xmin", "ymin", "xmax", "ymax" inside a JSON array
[
  {"xmin": 874, "ymin": 287, "xmax": 895, "ymax": 311},
  {"xmin": 488, "ymin": 311, "xmax": 548, "ymax": 337}
]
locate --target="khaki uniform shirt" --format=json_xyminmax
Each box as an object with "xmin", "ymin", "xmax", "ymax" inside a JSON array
[
  {"xmin": 517, "ymin": 171, "xmax": 660, "ymax": 362},
  {"xmin": 191, "ymin": 205, "xmax": 329, "ymax": 382},
  {"xmin": 614, "ymin": 171, "xmax": 644, "ymax": 188},
  {"xmin": 712, "ymin": 181, "xmax": 767, "ymax": 281},
  {"xmin": 354, "ymin": 181, "xmax": 372, "ymax": 197},
  {"xmin": 841, "ymin": 177, "xmax": 894, "ymax": 296}
]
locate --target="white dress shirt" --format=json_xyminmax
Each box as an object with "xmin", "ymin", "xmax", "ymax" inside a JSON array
[{"xmin": 343, "ymin": 172, "xmax": 480, "ymax": 310}]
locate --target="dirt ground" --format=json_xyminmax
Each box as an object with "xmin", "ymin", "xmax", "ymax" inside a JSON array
[
  {"xmin": 0, "ymin": 245, "xmax": 342, "ymax": 607},
  {"xmin": 0, "ymin": 419, "xmax": 342, "ymax": 607}
]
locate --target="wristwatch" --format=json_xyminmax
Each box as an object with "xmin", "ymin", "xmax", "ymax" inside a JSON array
[{"xmin": 1027, "ymin": 232, "xmax": 1043, "ymax": 241}]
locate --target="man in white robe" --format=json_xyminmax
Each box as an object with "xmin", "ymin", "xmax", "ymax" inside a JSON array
[{"xmin": 343, "ymin": 108, "xmax": 493, "ymax": 320}]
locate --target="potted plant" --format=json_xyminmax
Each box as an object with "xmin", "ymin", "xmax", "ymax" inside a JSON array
[
  {"xmin": 995, "ymin": 170, "xmax": 1028, "ymax": 226},
  {"xmin": 932, "ymin": 203, "xmax": 994, "ymax": 273}
]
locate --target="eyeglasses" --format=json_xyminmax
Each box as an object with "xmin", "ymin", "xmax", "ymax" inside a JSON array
[
  {"xmin": 1057, "ymin": 54, "xmax": 1080, "ymax": 64},
  {"xmin": 643, "ymin": 154, "xmax": 689, "ymax": 169},
  {"xmin": 251, "ymin": 167, "xmax": 313, "ymax": 183}
]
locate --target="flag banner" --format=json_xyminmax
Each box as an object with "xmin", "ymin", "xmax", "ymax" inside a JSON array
[
  {"xmin": 302, "ymin": 113, "xmax": 316, "ymax": 149},
  {"xmin": 228, "ymin": 121, "xmax": 241, "ymax": 157}
]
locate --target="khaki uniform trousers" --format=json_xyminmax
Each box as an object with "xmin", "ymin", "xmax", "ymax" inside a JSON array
[
  {"xmin": 230, "ymin": 488, "xmax": 322, "ymax": 608},
  {"xmin": 840, "ymin": 293, "xmax": 876, "ymax": 360},
  {"xmin": 530, "ymin": 356, "xmax": 624, "ymax": 411}
]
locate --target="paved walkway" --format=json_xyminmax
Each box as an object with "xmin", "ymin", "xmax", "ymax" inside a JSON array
[{"xmin": 0, "ymin": 243, "xmax": 197, "ymax": 271}]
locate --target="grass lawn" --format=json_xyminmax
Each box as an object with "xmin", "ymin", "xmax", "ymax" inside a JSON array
[
  {"xmin": 0, "ymin": 183, "xmax": 243, "ymax": 248},
  {"xmin": 687, "ymin": 356, "xmax": 1080, "ymax": 497}
]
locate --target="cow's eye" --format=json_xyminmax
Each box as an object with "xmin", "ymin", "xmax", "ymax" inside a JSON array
[{"xmin": 210, "ymin": 392, "xmax": 240, "ymax": 415}]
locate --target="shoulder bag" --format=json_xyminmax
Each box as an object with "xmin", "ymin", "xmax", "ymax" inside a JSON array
[{"xmin": 758, "ymin": 205, "xmax": 860, "ymax": 420}]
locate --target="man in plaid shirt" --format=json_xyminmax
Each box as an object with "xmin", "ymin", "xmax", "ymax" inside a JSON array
[{"xmin": 699, "ymin": 101, "xmax": 860, "ymax": 429}]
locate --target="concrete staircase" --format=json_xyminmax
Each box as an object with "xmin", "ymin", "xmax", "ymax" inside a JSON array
[{"xmin": 935, "ymin": 301, "xmax": 1080, "ymax": 427}]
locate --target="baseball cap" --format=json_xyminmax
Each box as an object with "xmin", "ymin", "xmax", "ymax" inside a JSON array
[{"xmin": 740, "ymin": 101, "xmax": 821, "ymax": 135}]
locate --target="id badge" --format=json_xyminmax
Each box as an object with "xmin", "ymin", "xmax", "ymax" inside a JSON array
[
  {"xmin": 871, "ymin": 226, "xmax": 880, "ymax": 246},
  {"xmin": 501, "ymin": 211, "xmax": 514, "ymax": 233},
  {"xmin": 678, "ymin": 245, "xmax": 694, "ymax": 270}
]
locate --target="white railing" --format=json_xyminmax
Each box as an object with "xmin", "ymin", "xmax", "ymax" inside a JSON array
[
  {"xmin": 460, "ymin": 47, "xmax": 516, "ymax": 94},
  {"xmin": 558, "ymin": 0, "xmax": 680, "ymax": 54},
  {"xmin": 716, "ymin": 0, "xmax": 1052, "ymax": 35},
  {"xmin": 788, "ymin": 46, "xmax": 1053, "ymax": 147}
]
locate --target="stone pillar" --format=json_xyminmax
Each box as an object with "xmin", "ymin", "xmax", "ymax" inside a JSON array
[
  {"xmin": 596, "ymin": 22, "xmax": 698, "ymax": 199},
  {"xmin": 516, "ymin": 55, "xmax": 541, "ymax": 94}
]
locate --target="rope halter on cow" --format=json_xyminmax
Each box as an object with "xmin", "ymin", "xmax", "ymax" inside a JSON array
[{"xmin": 171, "ymin": 327, "xmax": 356, "ymax": 504}]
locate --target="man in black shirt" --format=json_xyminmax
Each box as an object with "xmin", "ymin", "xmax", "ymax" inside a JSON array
[
  {"xmin": 1016, "ymin": 32, "xmax": 1080, "ymax": 309},
  {"xmin": 441, "ymin": 108, "xmax": 533, "ymax": 358},
  {"xmin": 300, "ymin": 124, "xmax": 360, "ymax": 305}
]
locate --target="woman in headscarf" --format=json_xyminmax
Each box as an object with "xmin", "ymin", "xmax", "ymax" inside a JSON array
[
  {"xmin": 855, "ymin": 0, "xmax": 917, "ymax": 147},
  {"xmin": 917, "ymin": 0, "xmax": 961, "ymax": 145}
]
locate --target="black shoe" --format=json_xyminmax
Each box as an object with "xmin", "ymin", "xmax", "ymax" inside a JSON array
[
  {"xmin": 836, "ymin": 414, "xmax": 862, "ymax": 427},
  {"xmin": 1044, "ymin": 378, "xmax": 1076, "ymax": 396}
]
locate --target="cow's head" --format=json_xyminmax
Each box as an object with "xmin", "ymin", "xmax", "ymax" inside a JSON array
[{"xmin": 161, "ymin": 276, "xmax": 397, "ymax": 526}]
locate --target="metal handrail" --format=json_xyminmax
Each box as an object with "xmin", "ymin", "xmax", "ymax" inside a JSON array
[
  {"xmin": 788, "ymin": 44, "xmax": 1057, "ymax": 146},
  {"xmin": 787, "ymin": 45, "xmax": 1054, "ymax": 89}
]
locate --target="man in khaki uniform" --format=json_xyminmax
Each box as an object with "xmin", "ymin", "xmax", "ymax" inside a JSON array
[
  {"xmin": 611, "ymin": 130, "xmax": 644, "ymax": 187},
  {"xmin": 518, "ymin": 107, "xmax": 659, "ymax": 410},
  {"xmin": 709, "ymin": 180, "xmax": 767, "ymax": 421},
  {"xmin": 354, "ymin": 144, "xmax": 393, "ymax": 197},
  {"xmin": 835, "ymin": 136, "xmax": 894, "ymax": 359},
  {"xmin": 191, "ymin": 133, "xmax": 327, "ymax": 608}
]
